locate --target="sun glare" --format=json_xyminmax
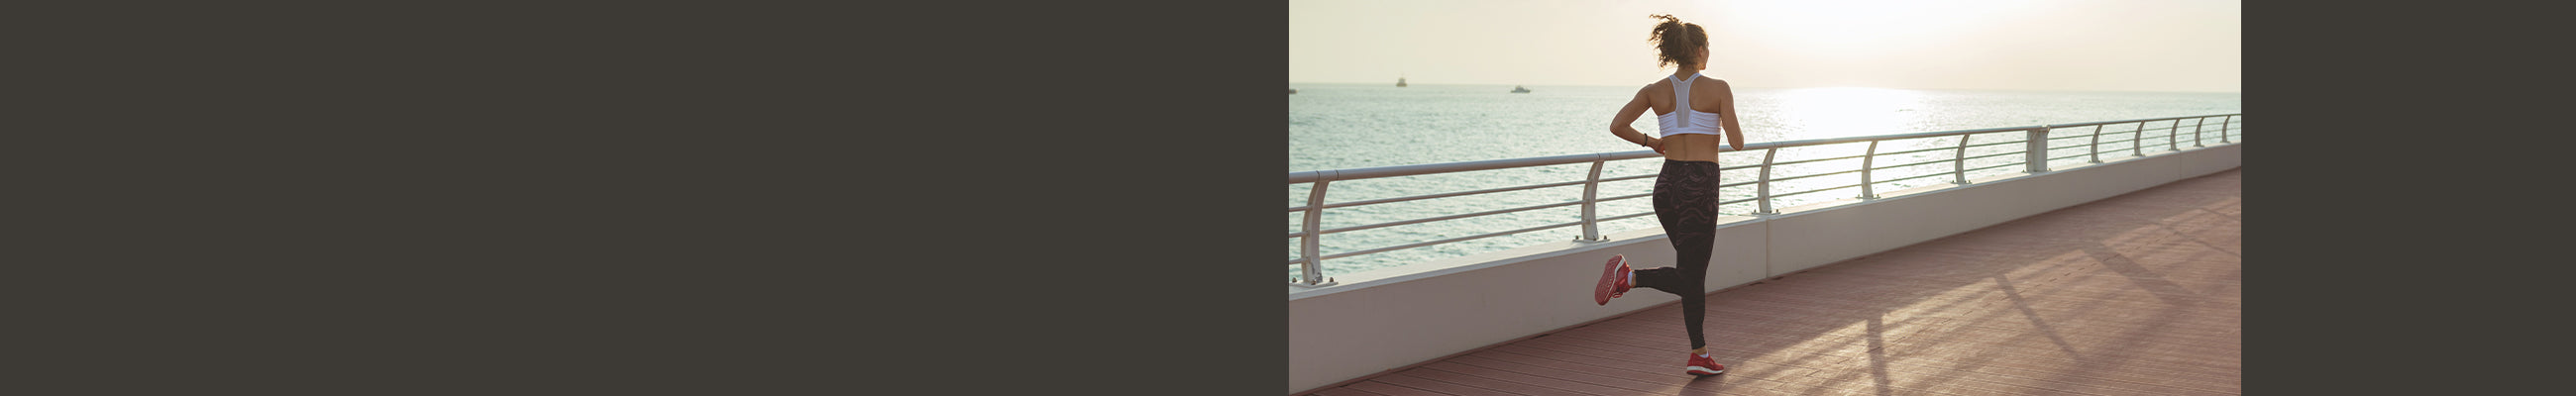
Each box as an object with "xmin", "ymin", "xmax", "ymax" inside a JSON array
[
  {"xmin": 1713, "ymin": 0, "xmax": 2030, "ymax": 60},
  {"xmin": 1771, "ymin": 87, "xmax": 1928, "ymax": 140}
]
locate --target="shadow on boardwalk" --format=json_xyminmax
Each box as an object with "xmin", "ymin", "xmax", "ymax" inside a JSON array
[{"xmin": 1309, "ymin": 168, "xmax": 2243, "ymax": 396}]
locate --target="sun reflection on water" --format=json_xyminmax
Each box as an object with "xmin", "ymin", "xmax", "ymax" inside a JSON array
[{"xmin": 1767, "ymin": 86, "xmax": 1931, "ymax": 141}]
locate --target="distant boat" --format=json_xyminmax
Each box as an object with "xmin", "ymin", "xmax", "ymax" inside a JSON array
[
  {"xmin": 1397, "ymin": 74, "xmax": 1408, "ymax": 87},
  {"xmin": 1511, "ymin": 85, "xmax": 1531, "ymax": 93},
  {"xmin": 1289, "ymin": 88, "xmax": 1297, "ymax": 94}
]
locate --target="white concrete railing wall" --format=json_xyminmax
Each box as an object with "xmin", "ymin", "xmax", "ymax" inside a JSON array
[{"xmin": 1288, "ymin": 142, "xmax": 2240, "ymax": 394}]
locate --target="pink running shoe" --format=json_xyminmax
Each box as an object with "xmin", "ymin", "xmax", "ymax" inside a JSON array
[
  {"xmin": 1593, "ymin": 254, "xmax": 1633, "ymax": 306},
  {"xmin": 1685, "ymin": 353, "xmax": 1726, "ymax": 376}
]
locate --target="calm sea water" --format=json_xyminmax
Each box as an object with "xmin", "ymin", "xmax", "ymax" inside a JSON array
[{"xmin": 1288, "ymin": 83, "xmax": 2239, "ymax": 280}]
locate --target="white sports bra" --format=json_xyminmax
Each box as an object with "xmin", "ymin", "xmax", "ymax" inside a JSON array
[{"xmin": 1657, "ymin": 72, "xmax": 1724, "ymax": 137}]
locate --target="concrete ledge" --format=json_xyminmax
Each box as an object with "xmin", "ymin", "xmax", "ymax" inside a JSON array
[{"xmin": 1287, "ymin": 143, "xmax": 2240, "ymax": 394}]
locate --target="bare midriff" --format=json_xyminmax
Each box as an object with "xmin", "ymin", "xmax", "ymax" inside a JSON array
[{"xmin": 1661, "ymin": 134, "xmax": 1727, "ymax": 162}]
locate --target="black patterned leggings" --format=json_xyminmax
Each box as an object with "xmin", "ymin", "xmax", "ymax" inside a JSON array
[{"xmin": 1637, "ymin": 159, "xmax": 1719, "ymax": 349}]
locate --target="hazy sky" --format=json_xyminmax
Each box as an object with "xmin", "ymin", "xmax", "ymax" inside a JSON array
[{"xmin": 1290, "ymin": 0, "xmax": 2240, "ymax": 92}]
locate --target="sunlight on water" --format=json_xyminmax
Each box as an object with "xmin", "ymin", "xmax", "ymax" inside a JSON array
[{"xmin": 1770, "ymin": 87, "xmax": 1931, "ymax": 141}]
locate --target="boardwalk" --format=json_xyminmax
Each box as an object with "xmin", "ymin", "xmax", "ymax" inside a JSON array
[{"xmin": 1304, "ymin": 168, "xmax": 2243, "ymax": 396}]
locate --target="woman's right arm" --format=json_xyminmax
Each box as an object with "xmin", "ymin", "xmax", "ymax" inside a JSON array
[
  {"xmin": 1610, "ymin": 87, "xmax": 1664, "ymax": 152},
  {"xmin": 1713, "ymin": 79, "xmax": 1746, "ymax": 151}
]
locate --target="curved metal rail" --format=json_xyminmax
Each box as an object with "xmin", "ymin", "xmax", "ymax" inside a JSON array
[{"xmin": 1288, "ymin": 113, "xmax": 2241, "ymax": 285}]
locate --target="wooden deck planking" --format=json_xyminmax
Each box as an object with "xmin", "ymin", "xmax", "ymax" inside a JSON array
[{"xmin": 1299, "ymin": 168, "xmax": 2242, "ymax": 396}]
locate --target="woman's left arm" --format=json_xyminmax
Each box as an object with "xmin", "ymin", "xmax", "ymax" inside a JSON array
[{"xmin": 1610, "ymin": 87, "xmax": 1665, "ymax": 153}]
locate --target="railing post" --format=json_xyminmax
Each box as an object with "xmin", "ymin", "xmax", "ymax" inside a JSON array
[
  {"xmin": 2218, "ymin": 115, "xmax": 2234, "ymax": 144},
  {"xmin": 1756, "ymin": 148, "xmax": 1777, "ymax": 214},
  {"xmin": 2088, "ymin": 125, "xmax": 2103, "ymax": 163},
  {"xmin": 1859, "ymin": 141, "xmax": 1879, "ymax": 199},
  {"xmin": 2133, "ymin": 121, "xmax": 2147, "ymax": 157},
  {"xmin": 2191, "ymin": 117, "xmax": 2206, "ymax": 148},
  {"xmin": 1576, "ymin": 157, "xmax": 1606, "ymax": 242},
  {"xmin": 1296, "ymin": 181, "xmax": 1333, "ymax": 286},
  {"xmin": 1952, "ymin": 135, "xmax": 1970, "ymax": 184},
  {"xmin": 2167, "ymin": 120, "xmax": 2181, "ymax": 151},
  {"xmin": 2024, "ymin": 127, "xmax": 2049, "ymax": 173}
]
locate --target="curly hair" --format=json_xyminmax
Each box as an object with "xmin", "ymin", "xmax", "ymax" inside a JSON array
[{"xmin": 1647, "ymin": 14, "xmax": 1707, "ymax": 68}]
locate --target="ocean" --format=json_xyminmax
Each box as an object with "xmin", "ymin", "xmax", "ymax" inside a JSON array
[{"xmin": 1289, "ymin": 82, "xmax": 2240, "ymax": 281}]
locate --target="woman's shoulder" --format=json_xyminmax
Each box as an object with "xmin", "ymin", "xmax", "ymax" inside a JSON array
[
  {"xmin": 1690, "ymin": 76, "xmax": 1732, "ymax": 96},
  {"xmin": 1633, "ymin": 79, "xmax": 1669, "ymax": 97}
]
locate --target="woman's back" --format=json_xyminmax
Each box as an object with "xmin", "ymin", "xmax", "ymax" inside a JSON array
[
  {"xmin": 1644, "ymin": 75, "xmax": 1733, "ymax": 162},
  {"xmin": 1644, "ymin": 75, "xmax": 1725, "ymax": 118}
]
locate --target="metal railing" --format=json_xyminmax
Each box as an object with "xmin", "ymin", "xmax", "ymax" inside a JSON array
[{"xmin": 1288, "ymin": 113, "xmax": 2240, "ymax": 286}]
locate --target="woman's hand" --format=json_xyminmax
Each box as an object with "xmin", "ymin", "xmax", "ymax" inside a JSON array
[{"xmin": 1646, "ymin": 137, "xmax": 1667, "ymax": 153}]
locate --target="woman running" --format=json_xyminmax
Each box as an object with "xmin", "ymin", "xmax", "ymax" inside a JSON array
[{"xmin": 1591, "ymin": 13, "xmax": 1749, "ymax": 377}]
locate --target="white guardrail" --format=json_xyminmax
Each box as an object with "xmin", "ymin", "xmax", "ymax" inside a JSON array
[{"xmin": 1287, "ymin": 114, "xmax": 2241, "ymax": 286}]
